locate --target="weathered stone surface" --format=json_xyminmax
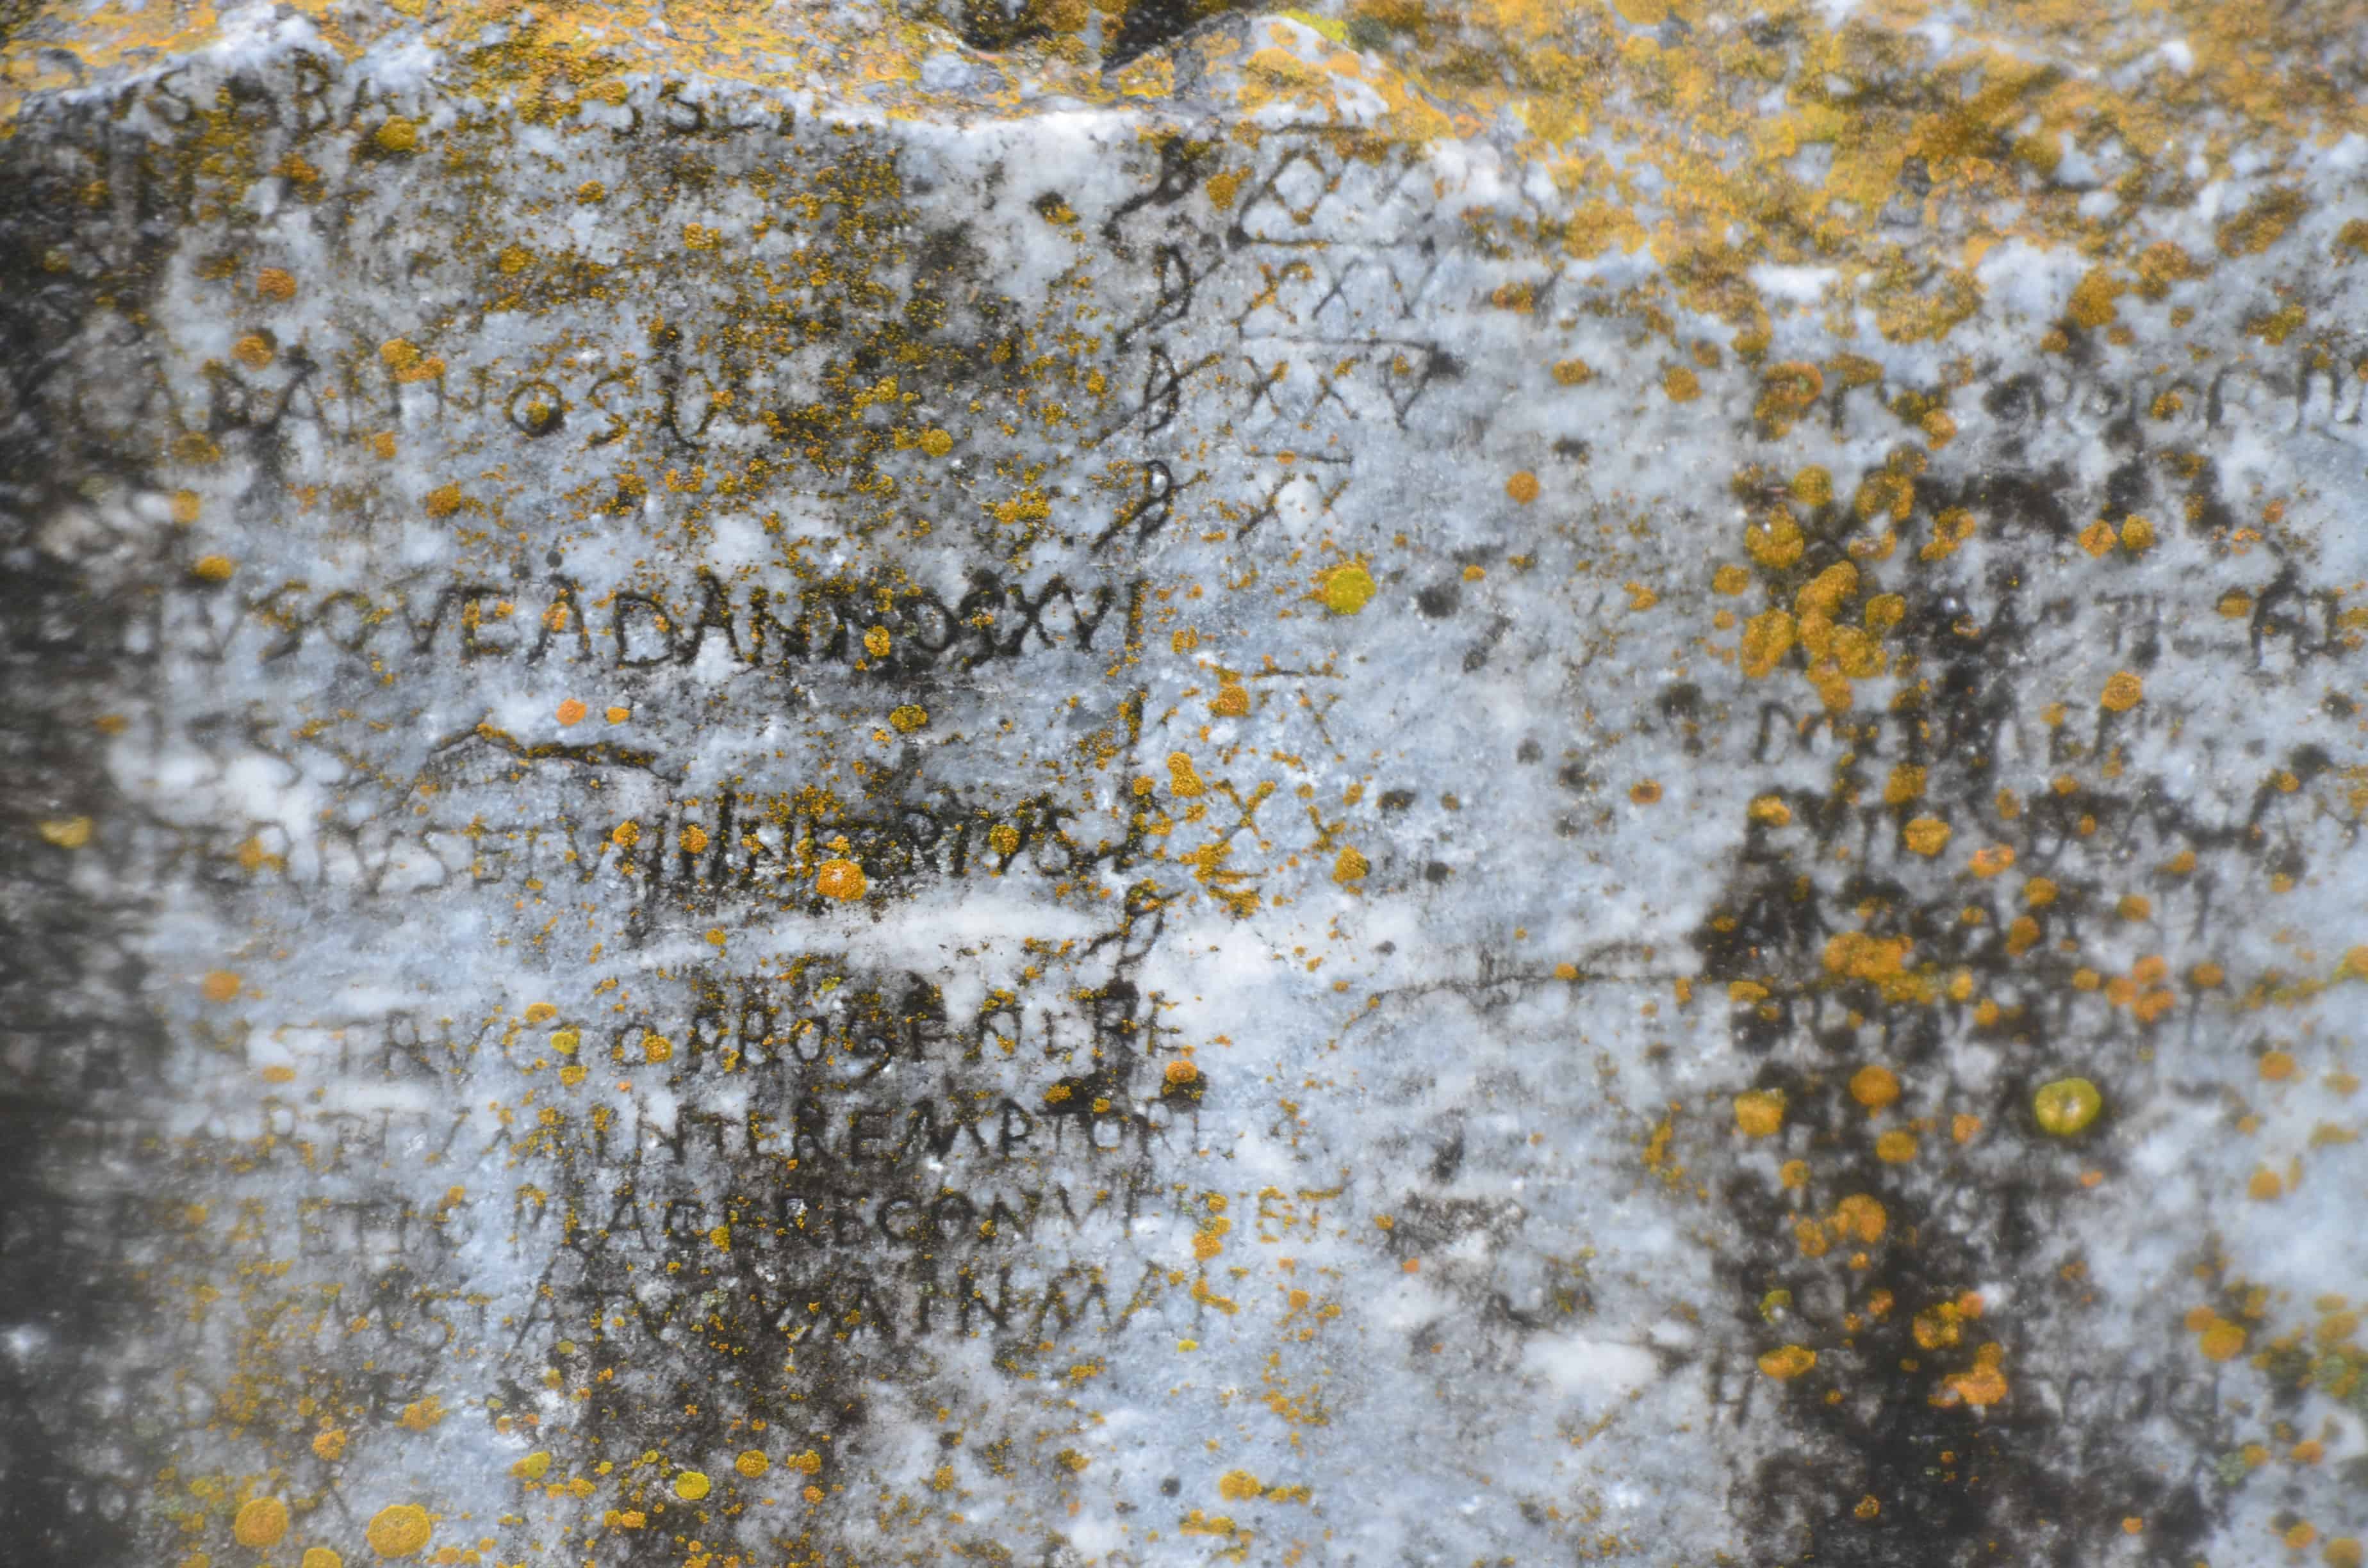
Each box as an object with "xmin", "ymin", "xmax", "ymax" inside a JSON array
[{"xmin": 2, "ymin": 3, "xmax": 2366, "ymax": 1565}]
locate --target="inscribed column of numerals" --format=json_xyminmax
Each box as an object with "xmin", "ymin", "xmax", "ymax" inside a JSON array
[{"xmin": 4, "ymin": 7, "xmax": 2367, "ymax": 1568}]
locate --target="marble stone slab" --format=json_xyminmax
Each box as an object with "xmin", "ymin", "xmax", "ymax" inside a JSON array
[{"xmin": 3, "ymin": 2, "xmax": 2366, "ymax": 1565}]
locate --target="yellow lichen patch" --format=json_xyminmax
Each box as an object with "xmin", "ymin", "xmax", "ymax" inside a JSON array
[
  {"xmin": 1739, "ymin": 609, "xmax": 1797, "ymax": 678},
  {"xmin": 302, "ymin": 1549, "xmax": 344, "ymax": 1568},
  {"xmin": 1833, "ymin": 1193, "xmax": 1886, "ymax": 1243},
  {"xmin": 1210, "ymin": 681, "xmax": 1249, "ymax": 717},
  {"xmin": 1663, "ymin": 364, "xmax": 1701, "ymax": 402},
  {"xmin": 1848, "ymin": 1063, "xmax": 1902, "ymax": 1111},
  {"xmin": 1552, "ymin": 357, "xmax": 1595, "ymax": 385},
  {"xmin": 192, "ymin": 554, "xmax": 236, "ymax": 582},
  {"xmin": 673, "ymin": 1470, "xmax": 711, "ymax": 1501},
  {"xmin": 1164, "ymin": 1059, "xmax": 1199, "ymax": 1086},
  {"xmin": 1745, "ymin": 510, "xmax": 1805, "ymax": 570},
  {"xmin": 2032, "ymin": 1077, "xmax": 2101, "ymax": 1135},
  {"xmin": 1883, "ymin": 765, "xmax": 1926, "ymax": 804},
  {"xmin": 1940, "ymin": 1343, "xmax": 2009, "ymax": 1408},
  {"xmin": 921, "ymin": 427, "xmax": 954, "ymax": 457},
  {"xmin": 1333, "ymin": 845, "xmax": 1370, "ymax": 885},
  {"xmin": 889, "ymin": 703, "xmax": 929, "ymax": 733},
  {"xmin": 512, "ymin": 1451, "xmax": 552, "ymax": 1481},
  {"xmin": 374, "ymin": 117, "xmax": 420, "ymax": 154},
  {"xmin": 233, "ymin": 1497, "xmax": 289, "ymax": 1548},
  {"xmin": 1712, "ymin": 563, "xmax": 1751, "ymax": 595},
  {"xmin": 38, "ymin": 816, "xmax": 92, "ymax": 848},
  {"xmin": 1758, "ymin": 1344, "xmax": 1817, "ymax": 1380},
  {"xmin": 736, "ymin": 1450, "xmax": 769, "ymax": 1478},
  {"xmin": 1825, "ymin": 935, "xmax": 1912, "ymax": 990},
  {"xmin": 233, "ymin": 334, "xmax": 274, "ymax": 370},
  {"xmin": 1875, "ymin": 1129, "xmax": 1918, "ymax": 1164},
  {"xmin": 1505, "ymin": 470, "xmax": 1540, "ymax": 503},
  {"xmin": 814, "ymin": 859, "xmax": 867, "ymax": 901},
  {"xmin": 1968, "ymin": 845, "xmax": 2015, "ymax": 878},
  {"xmin": 1902, "ymin": 817, "xmax": 1952, "ymax": 856},
  {"xmin": 2196, "ymin": 1316, "xmax": 2247, "ymax": 1362},
  {"xmin": 1318, "ymin": 561, "xmax": 1376, "ymax": 616},
  {"xmin": 1218, "ymin": 1469, "xmax": 1262, "ymax": 1500},
  {"xmin": 256, "ymin": 267, "xmax": 296, "ymax": 302},
  {"xmin": 1167, "ymin": 752, "xmax": 1206, "ymax": 797},
  {"xmin": 423, "ymin": 483, "xmax": 464, "ymax": 519},
  {"xmin": 1734, "ymin": 1090, "xmax": 1786, "ymax": 1137},
  {"xmin": 201, "ymin": 970, "xmax": 242, "ymax": 1003},
  {"xmin": 1748, "ymin": 795, "xmax": 1791, "ymax": 826},
  {"xmin": 364, "ymin": 1503, "xmax": 432, "ymax": 1558},
  {"xmin": 313, "ymin": 1428, "xmax": 347, "ymax": 1460},
  {"xmin": 2100, "ymin": 671, "xmax": 2144, "ymax": 712}
]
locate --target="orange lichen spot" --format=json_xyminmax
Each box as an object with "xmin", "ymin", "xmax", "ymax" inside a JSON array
[
  {"xmin": 1711, "ymin": 564, "xmax": 1752, "ymax": 595},
  {"xmin": 641, "ymin": 1034, "xmax": 673, "ymax": 1065},
  {"xmin": 1854, "ymin": 1495, "xmax": 1881, "ymax": 1521},
  {"xmin": 1758, "ymin": 1344, "xmax": 1817, "ymax": 1380},
  {"xmin": 2023, "ymin": 878, "xmax": 2059, "ymax": 909},
  {"xmin": 1825, "ymin": 933, "xmax": 1914, "ymax": 993},
  {"xmin": 2288, "ymin": 1524, "xmax": 2322, "ymax": 1551},
  {"xmin": 1745, "ymin": 511, "xmax": 1805, "ymax": 571},
  {"xmin": 1167, "ymin": 753, "xmax": 1205, "ymax": 797},
  {"xmin": 1333, "ymin": 845, "xmax": 1370, "ymax": 885},
  {"xmin": 1968, "ymin": 845, "xmax": 2015, "ymax": 879},
  {"xmin": 1552, "ymin": 962, "xmax": 1579, "ymax": 981},
  {"xmin": 605, "ymin": 706, "xmax": 629, "ymax": 724},
  {"xmin": 1218, "ymin": 1470, "xmax": 1262, "ymax": 1501},
  {"xmin": 2033, "ymin": 1077, "xmax": 2101, "ymax": 1136},
  {"xmin": 192, "ymin": 554, "xmax": 236, "ymax": 582},
  {"xmin": 736, "ymin": 1450, "xmax": 769, "ymax": 1478},
  {"xmin": 1850, "ymin": 1064, "xmax": 1902, "ymax": 1111},
  {"xmin": 673, "ymin": 1470, "xmax": 711, "ymax": 1501},
  {"xmin": 1734, "ymin": 1090, "xmax": 1786, "ymax": 1138},
  {"xmin": 313, "ymin": 1428, "xmax": 347, "ymax": 1460},
  {"xmin": 2117, "ymin": 894, "xmax": 2152, "ymax": 922},
  {"xmin": 2121, "ymin": 516, "xmax": 2156, "ymax": 552},
  {"xmin": 2248, "ymin": 1168, "xmax": 2285, "ymax": 1200},
  {"xmin": 1210, "ymin": 682, "xmax": 1249, "ymax": 717},
  {"xmin": 2005, "ymin": 916, "xmax": 2040, "ymax": 956},
  {"xmin": 364, "ymin": 1503, "xmax": 432, "ymax": 1558},
  {"xmin": 2217, "ymin": 589, "xmax": 2254, "ymax": 619},
  {"xmin": 2100, "ymin": 671, "xmax": 2144, "ymax": 712},
  {"xmin": 2323, "ymin": 1538, "xmax": 2364, "ymax": 1568},
  {"xmin": 1779, "ymin": 1159, "xmax": 1809, "ymax": 1189},
  {"xmin": 1663, "ymin": 365, "xmax": 1701, "ymax": 402},
  {"xmin": 201, "ymin": 970, "xmax": 242, "ymax": 1003},
  {"xmin": 680, "ymin": 826, "xmax": 710, "ymax": 854},
  {"xmin": 1163, "ymin": 1059, "xmax": 1199, "ymax": 1087},
  {"xmin": 169, "ymin": 489, "xmax": 202, "ymax": 524},
  {"xmin": 1740, "ymin": 608, "xmax": 1797, "ymax": 678},
  {"xmin": 1952, "ymin": 1114, "xmax": 1983, "ymax": 1143},
  {"xmin": 1552, "ymin": 357, "xmax": 1595, "ymax": 386},
  {"xmin": 1318, "ymin": 562, "xmax": 1376, "ymax": 616},
  {"xmin": 555, "ymin": 699, "xmax": 587, "ymax": 726},
  {"xmin": 1875, "ymin": 1130, "xmax": 1918, "ymax": 1164},
  {"xmin": 611, "ymin": 821, "xmax": 640, "ymax": 849},
  {"xmin": 2260, "ymin": 1050, "xmax": 2298, "ymax": 1081},
  {"xmin": 1834, "ymin": 1194, "xmax": 1886, "ymax": 1243},
  {"xmin": 234, "ymin": 1498, "xmax": 290, "ymax": 1548},
  {"xmin": 423, "ymin": 483, "xmax": 464, "ymax": 519},
  {"xmin": 1942, "ymin": 1343, "xmax": 2010, "ymax": 1408},
  {"xmin": 256, "ymin": 267, "xmax": 297, "ymax": 302},
  {"xmin": 1505, "ymin": 470, "xmax": 1540, "ymax": 504},
  {"xmin": 395, "ymin": 1396, "xmax": 444, "ymax": 1432},
  {"xmin": 1902, "ymin": 817, "xmax": 1951, "ymax": 856},
  {"xmin": 1882, "ymin": 765, "xmax": 1925, "ymax": 806},
  {"xmin": 815, "ymin": 859, "xmax": 867, "ymax": 901},
  {"xmin": 2078, "ymin": 519, "xmax": 2117, "ymax": 557},
  {"xmin": 1729, "ymin": 980, "xmax": 1770, "ymax": 1004},
  {"xmin": 1630, "ymin": 780, "xmax": 1662, "ymax": 805},
  {"xmin": 1748, "ymin": 795, "xmax": 1792, "ymax": 826},
  {"xmin": 233, "ymin": 333, "xmax": 274, "ymax": 370},
  {"xmin": 889, "ymin": 703, "xmax": 929, "ymax": 733}
]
